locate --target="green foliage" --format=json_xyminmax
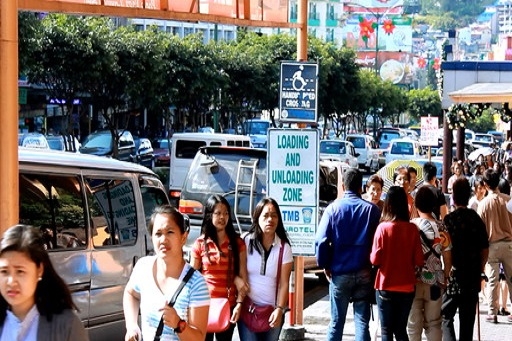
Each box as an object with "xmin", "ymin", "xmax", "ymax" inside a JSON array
[
  {"xmin": 466, "ymin": 111, "xmax": 496, "ymax": 132},
  {"xmin": 407, "ymin": 88, "xmax": 442, "ymax": 122}
]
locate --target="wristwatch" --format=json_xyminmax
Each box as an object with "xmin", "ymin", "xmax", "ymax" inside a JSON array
[{"xmin": 174, "ymin": 319, "xmax": 187, "ymax": 334}]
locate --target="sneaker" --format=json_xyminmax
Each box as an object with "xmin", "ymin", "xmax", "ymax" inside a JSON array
[
  {"xmin": 500, "ymin": 308, "xmax": 511, "ymax": 316},
  {"xmin": 486, "ymin": 315, "xmax": 498, "ymax": 323}
]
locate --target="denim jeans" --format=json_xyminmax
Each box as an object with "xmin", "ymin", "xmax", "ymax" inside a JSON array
[
  {"xmin": 237, "ymin": 318, "xmax": 283, "ymax": 341},
  {"xmin": 441, "ymin": 291, "xmax": 479, "ymax": 341},
  {"xmin": 376, "ymin": 290, "xmax": 415, "ymax": 341},
  {"xmin": 327, "ymin": 269, "xmax": 372, "ymax": 341}
]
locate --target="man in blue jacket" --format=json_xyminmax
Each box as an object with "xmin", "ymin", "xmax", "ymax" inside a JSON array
[{"xmin": 316, "ymin": 168, "xmax": 381, "ymax": 341}]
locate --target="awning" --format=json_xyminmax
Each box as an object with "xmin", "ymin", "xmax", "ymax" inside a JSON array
[{"xmin": 448, "ymin": 83, "xmax": 512, "ymax": 103}]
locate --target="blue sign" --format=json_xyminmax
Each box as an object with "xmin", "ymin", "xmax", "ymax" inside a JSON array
[{"xmin": 279, "ymin": 62, "xmax": 318, "ymax": 123}]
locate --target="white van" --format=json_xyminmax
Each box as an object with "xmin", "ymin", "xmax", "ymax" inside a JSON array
[
  {"xmin": 168, "ymin": 132, "xmax": 251, "ymax": 205},
  {"xmin": 345, "ymin": 134, "xmax": 379, "ymax": 172},
  {"xmin": 18, "ymin": 148, "xmax": 170, "ymax": 341}
]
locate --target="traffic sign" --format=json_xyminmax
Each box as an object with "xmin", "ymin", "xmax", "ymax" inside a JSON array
[
  {"xmin": 420, "ymin": 116, "xmax": 439, "ymax": 146},
  {"xmin": 279, "ymin": 62, "xmax": 318, "ymax": 123},
  {"xmin": 267, "ymin": 129, "xmax": 319, "ymax": 256}
]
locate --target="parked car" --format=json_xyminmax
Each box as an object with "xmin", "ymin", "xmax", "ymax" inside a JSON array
[
  {"xmin": 18, "ymin": 132, "xmax": 49, "ymax": 149},
  {"xmin": 319, "ymin": 139, "xmax": 359, "ymax": 169},
  {"xmin": 376, "ymin": 127, "xmax": 407, "ymax": 149},
  {"xmin": 168, "ymin": 132, "xmax": 251, "ymax": 206},
  {"xmin": 473, "ymin": 133, "xmax": 495, "ymax": 148},
  {"xmin": 385, "ymin": 138, "xmax": 423, "ymax": 164},
  {"xmin": 152, "ymin": 138, "xmax": 171, "ymax": 167},
  {"xmin": 487, "ymin": 130, "xmax": 505, "ymax": 144},
  {"xmin": 133, "ymin": 137, "xmax": 154, "ymax": 168},
  {"xmin": 79, "ymin": 130, "xmax": 136, "ymax": 162},
  {"xmin": 345, "ymin": 134, "xmax": 379, "ymax": 172}
]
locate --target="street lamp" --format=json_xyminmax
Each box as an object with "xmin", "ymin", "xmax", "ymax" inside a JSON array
[{"xmin": 345, "ymin": 0, "xmax": 405, "ymax": 73}]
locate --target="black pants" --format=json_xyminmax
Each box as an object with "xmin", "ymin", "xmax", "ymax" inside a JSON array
[{"xmin": 441, "ymin": 291, "xmax": 479, "ymax": 341}]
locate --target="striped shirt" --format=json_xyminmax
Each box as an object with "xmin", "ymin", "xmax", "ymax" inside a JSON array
[
  {"xmin": 127, "ymin": 256, "xmax": 209, "ymax": 341},
  {"xmin": 191, "ymin": 236, "xmax": 246, "ymax": 306}
]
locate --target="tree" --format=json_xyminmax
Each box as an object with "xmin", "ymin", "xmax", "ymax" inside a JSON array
[
  {"xmin": 466, "ymin": 111, "xmax": 496, "ymax": 132},
  {"xmin": 407, "ymin": 87, "xmax": 442, "ymax": 123},
  {"xmin": 26, "ymin": 14, "xmax": 114, "ymax": 137}
]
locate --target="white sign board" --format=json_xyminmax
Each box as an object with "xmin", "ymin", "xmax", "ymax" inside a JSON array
[
  {"xmin": 267, "ymin": 129, "xmax": 319, "ymax": 256},
  {"xmin": 420, "ymin": 116, "xmax": 439, "ymax": 146}
]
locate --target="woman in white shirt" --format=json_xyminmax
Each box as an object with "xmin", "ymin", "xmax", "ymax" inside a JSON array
[{"xmin": 238, "ymin": 198, "xmax": 293, "ymax": 341}]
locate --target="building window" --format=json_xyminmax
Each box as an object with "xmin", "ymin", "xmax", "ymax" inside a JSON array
[
  {"xmin": 290, "ymin": 4, "xmax": 298, "ymax": 20},
  {"xmin": 308, "ymin": 3, "xmax": 318, "ymax": 20},
  {"xmin": 327, "ymin": 4, "xmax": 335, "ymax": 21}
]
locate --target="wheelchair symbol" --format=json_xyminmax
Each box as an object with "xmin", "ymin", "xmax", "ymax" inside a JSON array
[{"xmin": 292, "ymin": 65, "xmax": 308, "ymax": 91}]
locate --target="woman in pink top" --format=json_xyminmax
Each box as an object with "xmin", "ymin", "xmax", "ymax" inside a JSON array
[{"xmin": 371, "ymin": 186, "xmax": 424, "ymax": 341}]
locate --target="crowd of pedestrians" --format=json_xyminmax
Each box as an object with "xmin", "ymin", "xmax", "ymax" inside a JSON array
[{"xmin": 315, "ymin": 150, "xmax": 512, "ymax": 341}]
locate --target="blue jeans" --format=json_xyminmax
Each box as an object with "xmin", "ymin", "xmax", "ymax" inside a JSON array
[
  {"xmin": 327, "ymin": 269, "xmax": 372, "ymax": 341},
  {"xmin": 237, "ymin": 318, "xmax": 283, "ymax": 341},
  {"xmin": 376, "ymin": 290, "xmax": 415, "ymax": 341}
]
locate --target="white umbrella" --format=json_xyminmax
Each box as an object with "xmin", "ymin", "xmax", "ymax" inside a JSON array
[{"xmin": 467, "ymin": 147, "xmax": 494, "ymax": 162}]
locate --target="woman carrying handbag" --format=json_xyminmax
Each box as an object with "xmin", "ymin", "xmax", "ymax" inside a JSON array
[
  {"xmin": 238, "ymin": 197, "xmax": 293, "ymax": 341},
  {"xmin": 123, "ymin": 205, "xmax": 210, "ymax": 341},
  {"xmin": 191, "ymin": 195, "xmax": 250, "ymax": 341}
]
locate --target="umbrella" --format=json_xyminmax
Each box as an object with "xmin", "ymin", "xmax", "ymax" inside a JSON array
[
  {"xmin": 468, "ymin": 147, "xmax": 494, "ymax": 162},
  {"xmin": 376, "ymin": 159, "xmax": 443, "ymax": 192}
]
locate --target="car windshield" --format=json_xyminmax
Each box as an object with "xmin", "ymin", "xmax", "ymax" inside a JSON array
[
  {"xmin": 391, "ymin": 142, "xmax": 413, "ymax": 154},
  {"xmin": 82, "ymin": 133, "xmax": 112, "ymax": 149},
  {"xmin": 184, "ymin": 152, "xmax": 267, "ymax": 195},
  {"xmin": 380, "ymin": 132, "xmax": 400, "ymax": 144},
  {"xmin": 475, "ymin": 135, "xmax": 492, "ymax": 142},
  {"xmin": 320, "ymin": 141, "xmax": 346, "ymax": 154},
  {"xmin": 347, "ymin": 137, "xmax": 365, "ymax": 148},
  {"xmin": 245, "ymin": 121, "xmax": 270, "ymax": 135}
]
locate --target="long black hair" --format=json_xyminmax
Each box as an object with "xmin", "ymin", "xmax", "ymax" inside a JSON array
[
  {"xmin": 200, "ymin": 195, "xmax": 240, "ymax": 276},
  {"xmin": 247, "ymin": 197, "xmax": 291, "ymax": 255},
  {"xmin": 381, "ymin": 186, "xmax": 410, "ymax": 222},
  {"xmin": 0, "ymin": 224, "xmax": 78, "ymax": 325}
]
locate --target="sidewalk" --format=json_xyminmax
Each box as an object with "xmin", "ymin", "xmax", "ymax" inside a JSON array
[{"xmin": 295, "ymin": 294, "xmax": 511, "ymax": 341}]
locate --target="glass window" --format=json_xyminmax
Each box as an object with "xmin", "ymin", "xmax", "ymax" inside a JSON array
[
  {"xmin": 390, "ymin": 142, "xmax": 413, "ymax": 155},
  {"xmin": 348, "ymin": 137, "xmax": 365, "ymax": 148},
  {"xmin": 86, "ymin": 178, "xmax": 137, "ymax": 247},
  {"xmin": 175, "ymin": 140, "xmax": 206, "ymax": 159},
  {"xmin": 19, "ymin": 173, "xmax": 86, "ymax": 250},
  {"xmin": 320, "ymin": 141, "xmax": 346, "ymax": 154}
]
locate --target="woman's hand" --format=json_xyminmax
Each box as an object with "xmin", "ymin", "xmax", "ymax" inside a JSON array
[
  {"xmin": 234, "ymin": 276, "xmax": 250, "ymax": 297},
  {"xmin": 159, "ymin": 305, "xmax": 181, "ymax": 329},
  {"xmin": 230, "ymin": 302, "xmax": 242, "ymax": 323},
  {"xmin": 125, "ymin": 325, "xmax": 141, "ymax": 341},
  {"xmin": 268, "ymin": 307, "xmax": 284, "ymax": 328}
]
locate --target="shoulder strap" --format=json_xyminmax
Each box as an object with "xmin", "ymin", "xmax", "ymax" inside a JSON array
[
  {"xmin": 274, "ymin": 240, "xmax": 285, "ymax": 305},
  {"xmin": 154, "ymin": 267, "xmax": 195, "ymax": 341},
  {"xmin": 418, "ymin": 228, "xmax": 441, "ymax": 259}
]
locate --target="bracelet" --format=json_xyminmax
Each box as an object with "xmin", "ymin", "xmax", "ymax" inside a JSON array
[
  {"xmin": 276, "ymin": 306, "xmax": 286, "ymax": 313},
  {"xmin": 236, "ymin": 301, "xmax": 243, "ymax": 305}
]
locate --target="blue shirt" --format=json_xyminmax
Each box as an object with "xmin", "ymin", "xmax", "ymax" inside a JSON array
[{"xmin": 315, "ymin": 191, "xmax": 381, "ymax": 275}]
